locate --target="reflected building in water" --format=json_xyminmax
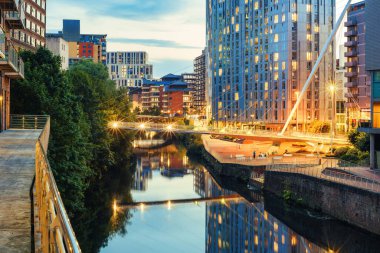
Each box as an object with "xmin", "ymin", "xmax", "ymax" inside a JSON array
[
  {"xmin": 133, "ymin": 145, "xmax": 191, "ymax": 190},
  {"xmin": 193, "ymin": 168, "xmax": 329, "ymax": 253}
]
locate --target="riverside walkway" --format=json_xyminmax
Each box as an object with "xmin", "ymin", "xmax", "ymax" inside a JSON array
[{"xmin": 0, "ymin": 129, "xmax": 41, "ymax": 252}]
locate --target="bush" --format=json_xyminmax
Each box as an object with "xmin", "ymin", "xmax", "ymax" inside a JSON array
[
  {"xmin": 348, "ymin": 130, "xmax": 370, "ymax": 152},
  {"xmin": 334, "ymin": 147, "xmax": 350, "ymax": 157},
  {"xmin": 309, "ymin": 121, "xmax": 331, "ymax": 133}
]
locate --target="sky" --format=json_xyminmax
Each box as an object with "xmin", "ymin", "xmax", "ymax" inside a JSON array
[{"xmin": 47, "ymin": 0, "xmax": 358, "ymax": 78}]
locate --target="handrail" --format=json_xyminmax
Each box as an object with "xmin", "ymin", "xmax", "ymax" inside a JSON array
[{"xmin": 9, "ymin": 115, "xmax": 82, "ymax": 253}]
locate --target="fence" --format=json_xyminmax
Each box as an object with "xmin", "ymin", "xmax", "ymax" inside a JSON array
[
  {"xmin": 10, "ymin": 115, "xmax": 81, "ymax": 253},
  {"xmin": 267, "ymin": 159, "xmax": 380, "ymax": 194}
]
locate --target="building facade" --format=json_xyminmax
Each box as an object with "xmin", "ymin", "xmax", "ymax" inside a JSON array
[
  {"xmin": 194, "ymin": 50, "xmax": 207, "ymax": 115},
  {"xmin": 360, "ymin": 0, "xmax": 380, "ymax": 169},
  {"xmin": 344, "ymin": 1, "xmax": 371, "ymax": 129},
  {"xmin": 106, "ymin": 51, "xmax": 153, "ymax": 89},
  {"xmin": 335, "ymin": 45, "xmax": 348, "ymax": 133},
  {"xmin": 46, "ymin": 37, "xmax": 69, "ymax": 70},
  {"xmin": 141, "ymin": 74, "xmax": 192, "ymax": 116},
  {"xmin": 0, "ymin": 0, "xmax": 25, "ymax": 131},
  {"xmin": 206, "ymin": 0, "xmax": 335, "ymax": 130},
  {"xmin": 47, "ymin": 20, "xmax": 107, "ymax": 67},
  {"xmin": 11, "ymin": 0, "xmax": 46, "ymax": 51}
]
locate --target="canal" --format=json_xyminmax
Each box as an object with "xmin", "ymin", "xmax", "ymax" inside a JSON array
[{"xmin": 89, "ymin": 140, "xmax": 380, "ymax": 253}]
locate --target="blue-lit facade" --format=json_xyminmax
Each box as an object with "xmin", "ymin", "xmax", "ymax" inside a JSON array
[
  {"xmin": 206, "ymin": 0, "xmax": 335, "ymax": 129},
  {"xmin": 62, "ymin": 19, "xmax": 80, "ymax": 42}
]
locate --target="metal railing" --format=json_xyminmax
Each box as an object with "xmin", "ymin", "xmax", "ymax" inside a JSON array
[
  {"xmin": 267, "ymin": 159, "xmax": 380, "ymax": 193},
  {"xmin": 0, "ymin": 40, "xmax": 24, "ymax": 77},
  {"xmin": 10, "ymin": 115, "xmax": 81, "ymax": 253}
]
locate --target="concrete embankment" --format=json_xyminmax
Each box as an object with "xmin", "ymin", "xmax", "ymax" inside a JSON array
[{"xmin": 264, "ymin": 171, "xmax": 380, "ymax": 235}]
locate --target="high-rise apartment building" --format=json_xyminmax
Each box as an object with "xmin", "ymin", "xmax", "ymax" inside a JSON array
[
  {"xmin": 344, "ymin": 1, "xmax": 370, "ymax": 129},
  {"xmin": 194, "ymin": 50, "xmax": 207, "ymax": 115},
  {"xmin": 335, "ymin": 45, "xmax": 348, "ymax": 133},
  {"xmin": 46, "ymin": 37, "xmax": 69, "ymax": 70},
  {"xmin": 0, "ymin": 1, "xmax": 26, "ymax": 131},
  {"xmin": 47, "ymin": 20, "xmax": 107, "ymax": 66},
  {"xmin": 106, "ymin": 51, "xmax": 153, "ymax": 89},
  {"xmin": 11, "ymin": 0, "xmax": 46, "ymax": 51},
  {"xmin": 206, "ymin": 0, "xmax": 335, "ymax": 130}
]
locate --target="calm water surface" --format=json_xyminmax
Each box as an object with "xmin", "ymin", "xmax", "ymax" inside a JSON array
[{"xmin": 99, "ymin": 143, "xmax": 380, "ymax": 253}]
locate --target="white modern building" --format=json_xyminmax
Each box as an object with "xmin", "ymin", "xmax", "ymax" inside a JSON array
[
  {"xmin": 106, "ymin": 51, "xmax": 153, "ymax": 89},
  {"xmin": 46, "ymin": 37, "xmax": 69, "ymax": 70}
]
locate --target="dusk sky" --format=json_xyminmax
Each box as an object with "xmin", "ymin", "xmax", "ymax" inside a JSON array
[{"xmin": 46, "ymin": 0, "xmax": 356, "ymax": 78}]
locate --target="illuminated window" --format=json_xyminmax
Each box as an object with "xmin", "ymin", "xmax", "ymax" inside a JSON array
[
  {"xmin": 274, "ymin": 15, "xmax": 278, "ymax": 24},
  {"xmin": 306, "ymin": 4, "xmax": 312, "ymax": 13},
  {"xmin": 292, "ymin": 13, "xmax": 297, "ymax": 22},
  {"xmin": 274, "ymin": 34, "xmax": 279, "ymax": 42},
  {"xmin": 254, "ymin": 1, "xmax": 259, "ymax": 10},
  {"xmin": 274, "ymin": 53, "xmax": 279, "ymax": 61}
]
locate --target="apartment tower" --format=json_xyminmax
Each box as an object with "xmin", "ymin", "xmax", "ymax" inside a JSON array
[
  {"xmin": 194, "ymin": 50, "xmax": 207, "ymax": 115},
  {"xmin": 206, "ymin": 0, "xmax": 335, "ymax": 130}
]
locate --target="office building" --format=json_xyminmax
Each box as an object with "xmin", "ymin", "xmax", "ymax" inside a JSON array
[
  {"xmin": 345, "ymin": 1, "xmax": 371, "ymax": 129},
  {"xmin": 206, "ymin": 0, "xmax": 335, "ymax": 130},
  {"xmin": 194, "ymin": 50, "xmax": 207, "ymax": 115},
  {"xmin": 11, "ymin": 0, "xmax": 46, "ymax": 51},
  {"xmin": 46, "ymin": 37, "xmax": 69, "ymax": 70},
  {"xmin": 106, "ymin": 51, "xmax": 153, "ymax": 89},
  {"xmin": 47, "ymin": 20, "xmax": 107, "ymax": 66},
  {"xmin": 141, "ymin": 74, "xmax": 192, "ymax": 116},
  {"xmin": 360, "ymin": 0, "xmax": 380, "ymax": 169},
  {"xmin": 0, "ymin": 1, "xmax": 25, "ymax": 131}
]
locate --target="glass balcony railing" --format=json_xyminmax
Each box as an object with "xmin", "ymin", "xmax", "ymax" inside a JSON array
[
  {"xmin": 0, "ymin": 40, "xmax": 24, "ymax": 78},
  {"xmin": 4, "ymin": 3, "xmax": 26, "ymax": 29}
]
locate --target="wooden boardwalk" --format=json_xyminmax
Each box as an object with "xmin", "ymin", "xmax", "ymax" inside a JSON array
[{"xmin": 0, "ymin": 130, "xmax": 41, "ymax": 253}]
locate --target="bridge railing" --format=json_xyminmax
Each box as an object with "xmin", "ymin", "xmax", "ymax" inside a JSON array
[
  {"xmin": 10, "ymin": 115, "xmax": 81, "ymax": 253},
  {"xmin": 266, "ymin": 159, "xmax": 380, "ymax": 193}
]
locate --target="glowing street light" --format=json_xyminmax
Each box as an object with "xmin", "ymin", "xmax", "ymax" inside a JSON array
[
  {"xmin": 138, "ymin": 123, "xmax": 146, "ymax": 130},
  {"xmin": 110, "ymin": 121, "xmax": 120, "ymax": 129},
  {"xmin": 166, "ymin": 125, "xmax": 173, "ymax": 131}
]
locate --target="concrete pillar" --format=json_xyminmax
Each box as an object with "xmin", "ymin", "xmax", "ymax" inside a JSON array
[{"xmin": 370, "ymin": 134, "xmax": 376, "ymax": 169}]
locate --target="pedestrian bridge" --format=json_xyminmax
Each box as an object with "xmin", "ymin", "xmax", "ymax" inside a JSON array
[{"xmin": 111, "ymin": 122, "xmax": 349, "ymax": 145}]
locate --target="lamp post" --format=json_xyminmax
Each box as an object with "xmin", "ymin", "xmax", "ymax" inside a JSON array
[
  {"xmin": 251, "ymin": 114, "xmax": 255, "ymax": 130},
  {"xmin": 224, "ymin": 115, "xmax": 227, "ymax": 127},
  {"xmin": 329, "ymin": 84, "xmax": 336, "ymax": 154},
  {"xmin": 234, "ymin": 113, "xmax": 237, "ymax": 130},
  {"xmin": 295, "ymin": 91, "xmax": 300, "ymax": 132}
]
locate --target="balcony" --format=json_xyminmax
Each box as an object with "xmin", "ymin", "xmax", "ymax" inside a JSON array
[
  {"xmin": 345, "ymin": 81, "xmax": 357, "ymax": 88},
  {"xmin": 345, "ymin": 50, "xmax": 357, "ymax": 57},
  {"xmin": 345, "ymin": 93, "xmax": 358, "ymax": 98},
  {"xmin": 0, "ymin": 40, "xmax": 24, "ymax": 79},
  {"xmin": 345, "ymin": 61, "xmax": 357, "ymax": 67},
  {"xmin": 344, "ymin": 30, "xmax": 358, "ymax": 37},
  {"xmin": 344, "ymin": 19, "xmax": 357, "ymax": 27},
  {"xmin": 0, "ymin": 0, "xmax": 21, "ymax": 11},
  {"xmin": 344, "ymin": 71, "xmax": 358, "ymax": 78},
  {"xmin": 5, "ymin": 7, "xmax": 25, "ymax": 29},
  {"xmin": 344, "ymin": 41, "xmax": 357, "ymax": 47}
]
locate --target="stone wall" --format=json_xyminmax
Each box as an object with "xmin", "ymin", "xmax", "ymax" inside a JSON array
[{"xmin": 264, "ymin": 171, "xmax": 380, "ymax": 235}]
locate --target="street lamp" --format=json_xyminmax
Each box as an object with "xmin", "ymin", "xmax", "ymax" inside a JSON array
[
  {"xmin": 250, "ymin": 114, "xmax": 255, "ymax": 130},
  {"xmin": 234, "ymin": 113, "xmax": 237, "ymax": 130},
  {"xmin": 224, "ymin": 115, "xmax": 227, "ymax": 127},
  {"xmin": 295, "ymin": 91, "xmax": 300, "ymax": 132}
]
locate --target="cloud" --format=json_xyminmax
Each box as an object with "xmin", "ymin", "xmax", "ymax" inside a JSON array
[{"xmin": 108, "ymin": 38, "xmax": 201, "ymax": 49}]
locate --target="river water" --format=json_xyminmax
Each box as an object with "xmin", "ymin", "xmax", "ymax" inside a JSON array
[{"xmin": 98, "ymin": 142, "xmax": 380, "ymax": 253}]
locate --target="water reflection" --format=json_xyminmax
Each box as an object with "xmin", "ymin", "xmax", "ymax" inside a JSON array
[{"xmin": 99, "ymin": 143, "xmax": 380, "ymax": 253}]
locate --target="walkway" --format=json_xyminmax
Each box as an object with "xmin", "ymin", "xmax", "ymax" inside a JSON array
[
  {"xmin": 202, "ymin": 135, "xmax": 320, "ymax": 167},
  {"xmin": 0, "ymin": 129, "xmax": 41, "ymax": 253}
]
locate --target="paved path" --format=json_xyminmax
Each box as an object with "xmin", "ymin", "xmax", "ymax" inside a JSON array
[
  {"xmin": 0, "ymin": 130, "xmax": 41, "ymax": 253},
  {"xmin": 202, "ymin": 135, "xmax": 320, "ymax": 166}
]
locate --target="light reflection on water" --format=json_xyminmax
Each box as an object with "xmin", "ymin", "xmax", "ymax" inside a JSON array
[{"xmin": 100, "ymin": 144, "xmax": 379, "ymax": 253}]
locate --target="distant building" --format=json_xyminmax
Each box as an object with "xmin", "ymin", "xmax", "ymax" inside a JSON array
[
  {"xmin": 345, "ymin": 1, "xmax": 371, "ymax": 129},
  {"xmin": 194, "ymin": 50, "xmax": 207, "ymax": 115},
  {"xmin": 11, "ymin": 0, "xmax": 47, "ymax": 51},
  {"xmin": 106, "ymin": 51, "xmax": 153, "ymax": 89},
  {"xmin": 46, "ymin": 37, "xmax": 69, "ymax": 70},
  {"xmin": 47, "ymin": 20, "xmax": 107, "ymax": 66},
  {"xmin": 335, "ymin": 45, "xmax": 348, "ymax": 133},
  {"xmin": 141, "ymin": 74, "xmax": 192, "ymax": 116}
]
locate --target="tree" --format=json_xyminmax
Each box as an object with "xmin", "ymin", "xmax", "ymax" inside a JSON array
[{"xmin": 348, "ymin": 130, "xmax": 370, "ymax": 152}]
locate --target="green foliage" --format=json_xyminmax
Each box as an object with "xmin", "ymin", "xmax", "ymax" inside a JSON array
[
  {"xmin": 141, "ymin": 106, "xmax": 161, "ymax": 116},
  {"xmin": 282, "ymin": 190, "xmax": 292, "ymax": 201},
  {"xmin": 348, "ymin": 130, "xmax": 370, "ymax": 152},
  {"xmin": 309, "ymin": 121, "xmax": 330, "ymax": 133},
  {"xmin": 11, "ymin": 48, "xmax": 134, "ymax": 218}
]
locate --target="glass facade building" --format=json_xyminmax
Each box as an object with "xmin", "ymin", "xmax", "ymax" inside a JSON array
[{"xmin": 206, "ymin": 0, "xmax": 335, "ymax": 130}]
